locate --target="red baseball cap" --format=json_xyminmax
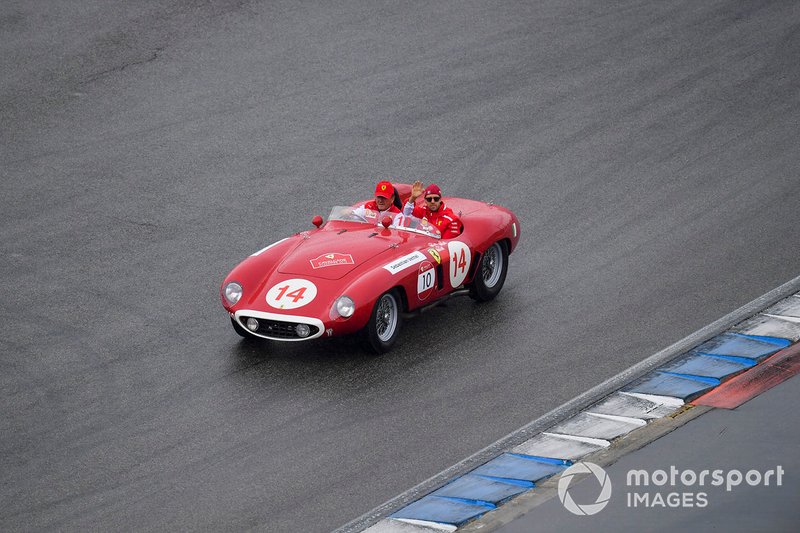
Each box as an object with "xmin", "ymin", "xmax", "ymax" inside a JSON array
[
  {"xmin": 375, "ymin": 181, "xmax": 395, "ymax": 198},
  {"xmin": 423, "ymin": 183, "xmax": 442, "ymax": 197}
]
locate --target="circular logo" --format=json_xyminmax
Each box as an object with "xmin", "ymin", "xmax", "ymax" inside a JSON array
[{"xmin": 558, "ymin": 462, "xmax": 612, "ymax": 516}]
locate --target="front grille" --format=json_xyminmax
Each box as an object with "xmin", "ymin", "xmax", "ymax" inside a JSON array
[{"xmin": 240, "ymin": 316, "xmax": 319, "ymax": 339}]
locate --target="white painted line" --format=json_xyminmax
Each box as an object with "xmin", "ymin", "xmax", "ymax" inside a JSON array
[
  {"xmin": 763, "ymin": 295, "xmax": 800, "ymax": 317},
  {"xmin": 548, "ymin": 412, "xmax": 643, "ymax": 440},
  {"xmin": 541, "ymin": 432, "xmax": 611, "ymax": 447},
  {"xmin": 363, "ymin": 518, "xmax": 457, "ymax": 533},
  {"xmin": 732, "ymin": 314, "xmax": 800, "ymax": 341},
  {"xmin": 512, "ymin": 432, "xmax": 607, "ymax": 460},
  {"xmin": 394, "ymin": 518, "xmax": 458, "ymax": 532},
  {"xmin": 620, "ymin": 391, "xmax": 685, "ymax": 407},
  {"xmin": 763, "ymin": 313, "xmax": 800, "ymax": 324},
  {"xmin": 585, "ymin": 412, "xmax": 647, "ymax": 426},
  {"xmin": 588, "ymin": 392, "xmax": 681, "ymax": 419}
]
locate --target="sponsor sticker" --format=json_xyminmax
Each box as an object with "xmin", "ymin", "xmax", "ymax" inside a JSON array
[
  {"xmin": 383, "ymin": 251, "xmax": 427, "ymax": 275},
  {"xmin": 309, "ymin": 252, "xmax": 355, "ymax": 269}
]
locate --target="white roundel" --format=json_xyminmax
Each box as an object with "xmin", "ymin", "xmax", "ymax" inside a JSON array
[
  {"xmin": 417, "ymin": 261, "xmax": 435, "ymax": 300},
  {"xmin": 265, "ymin": 279, "xmax": 318, "ymax": 309},
  {"xmin": 447, "ymin": 241, "xmax": 471, "ymax": 288}
]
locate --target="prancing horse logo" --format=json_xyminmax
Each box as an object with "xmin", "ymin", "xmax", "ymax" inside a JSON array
[{"xmin": 309, "ymin": 252, "xmax": 355, "ymax": 269}]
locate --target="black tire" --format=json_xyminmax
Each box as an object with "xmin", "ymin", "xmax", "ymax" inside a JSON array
[
  {"xmin": 470, "ymin": 241, "xmax": 509, "ymax": 302},
  {"xmin": 230, "ymin": 317, "xmax": 251, "ymax": 338},
  {"xmin": 364, "ymin": 290, "xmax": 403, "ymax": 354}
]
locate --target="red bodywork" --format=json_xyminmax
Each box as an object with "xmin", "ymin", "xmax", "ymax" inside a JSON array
[{"xmin": 220, "ymin": 184, "xmax": 520, "ymax": 341}]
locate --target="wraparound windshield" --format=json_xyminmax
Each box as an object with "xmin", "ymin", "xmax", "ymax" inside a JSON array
[{"xmin": 328, "ymin": 206, "xmax": 441, "ymax": 239}]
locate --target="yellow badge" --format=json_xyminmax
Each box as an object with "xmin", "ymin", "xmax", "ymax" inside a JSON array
[{"xmin": 429, "ymin": 249, "xmax": 441, "ymax": 264}]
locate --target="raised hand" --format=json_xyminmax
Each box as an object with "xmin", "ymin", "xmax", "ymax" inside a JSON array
[{"xmin": 410, "ymin": 180, "xmax": 424, "ymax": 201}]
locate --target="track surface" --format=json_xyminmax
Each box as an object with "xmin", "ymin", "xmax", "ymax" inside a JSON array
[{"xmin": 2, "ymin": 1, "xmax": 799, "ymax": 531}]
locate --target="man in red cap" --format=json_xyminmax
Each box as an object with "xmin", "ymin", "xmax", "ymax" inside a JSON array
[
  {"xmin": 403, "ymin": 180, "xmax": 462, "ymax": 239},
  {"xmin": 348, "ymin": 180, "xmax": 402, "ymax": 222},
  {"xmin": 362, "ymin": 180, "xmax": 401, "ymax": 214}
]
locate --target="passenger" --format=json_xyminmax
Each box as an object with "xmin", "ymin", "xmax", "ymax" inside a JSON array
[
  {"xmin": 348, "ymin": 180, "xmax": 402, "ymax": 222},
  {"xmin": 403, "ymin": 180, "xmax": 462, "ymax": 238}
]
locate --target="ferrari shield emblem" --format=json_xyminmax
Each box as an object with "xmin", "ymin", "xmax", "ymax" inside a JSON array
[{"xmin": 310, "ymin": 252, "xmax": 355, "ymax": 269}]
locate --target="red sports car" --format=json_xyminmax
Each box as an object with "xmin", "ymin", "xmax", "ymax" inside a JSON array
[{"xmin": 220, "ymin": 183, "xmax": 520, "ymax": 353}]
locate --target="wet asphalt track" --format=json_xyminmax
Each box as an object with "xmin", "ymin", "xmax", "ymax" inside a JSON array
[{"xmin": 2, "ymin": 1, "xmax": 800, "ymax": 531}]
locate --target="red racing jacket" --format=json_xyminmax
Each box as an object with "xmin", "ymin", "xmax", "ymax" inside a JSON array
[
  {"xmin": 350, "ymin": 201, "xmax": 401, "ymax": 224},
  {"xmin": 361, "ymin": 200, "xmax": 401, "ymax": 214},
  {"xmin": 403, "ymin": 200, "xmax": 462, "ymax": 239}
]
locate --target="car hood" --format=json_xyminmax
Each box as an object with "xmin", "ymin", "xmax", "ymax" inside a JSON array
[{"xmin": 277, "ymin": 227, "xmax": 396, "ymax": 280}]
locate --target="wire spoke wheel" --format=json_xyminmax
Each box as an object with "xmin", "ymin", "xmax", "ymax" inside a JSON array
[
  {"xmin": 365, "ymin": 290, "xmax": 403, "ymax": 353},
  {"xmin": 481, "ymin": 243, "xmax": 504, "ymax": 288},
  {"xmin": 375, "ymin": 293, "xmax": 398, "ymax": 342},
  {"xmin": 470, "ymin": 241, "xmax": 509, "ymax": 302}
]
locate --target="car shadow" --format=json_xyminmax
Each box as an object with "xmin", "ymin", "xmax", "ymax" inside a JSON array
[{"xmin": 220, "ymin": 302, "xmax": 465, "ymax": 391}]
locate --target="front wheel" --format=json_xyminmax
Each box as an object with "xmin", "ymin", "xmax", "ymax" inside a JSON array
[
  {"xmin": 364, "ymin": 290, "xmax": 403, "ymax": 354},
  {"xmin": 470, "ymin": 241, "xmax": 508, "ymax": 302}
]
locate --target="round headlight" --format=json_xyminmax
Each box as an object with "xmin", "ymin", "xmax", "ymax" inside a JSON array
[
  {"xmin": 246, "ymin": 317, "xmax": 259, "ymax": 331},
  {"xmin": 295, "ymin": 324, "xmax": 311, "ymax": 338},
  {"xmin": 224, "ymin": 282, "xmax": 243, "ymax": 305},
  {"xmin": 334, "ymin": 296, "xmax": 355, "ymax": 318}
]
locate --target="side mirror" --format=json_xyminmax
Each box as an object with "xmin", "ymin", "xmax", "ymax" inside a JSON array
[
  {"xmin": 312, "ymin": 215, "xmax": 323, "ymax": 228},
  {"xmin": 381, "ymin": 216, "xmax": 393, "ymax": 228}
]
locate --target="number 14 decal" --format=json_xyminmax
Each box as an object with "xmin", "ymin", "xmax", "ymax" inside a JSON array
[
  {"xmin": 275, "ymin": 285, "xmax": 307, "ymax": 303},
  {"xmin": 266, "ymin": 278, "xmax": 318, "ymax": 310},
  {"xmin": 447, "ymin": 242, "xmax": 471, "ymax": 288}
]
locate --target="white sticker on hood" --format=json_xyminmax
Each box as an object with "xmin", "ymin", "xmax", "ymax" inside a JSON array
[{"xmin": 383, "ymin": 251, "xmax": 426, "ymax": 275}]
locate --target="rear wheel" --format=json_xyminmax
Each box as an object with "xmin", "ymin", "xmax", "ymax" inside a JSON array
[
  {"xmin": 470, "ymin": 241, "xmax": 508, "ymax": 302},
  {"xmin": 364, "ymin": 290, "xmax": 403, "ymax": 354}
]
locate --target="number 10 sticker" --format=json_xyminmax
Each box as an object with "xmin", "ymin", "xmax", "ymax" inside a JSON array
[
  {"xmin": 417, "ymin": 261, "xmax": 435, "ymax": 300},
  {"xmin": 266, "ymin": 278, "xmax": 317, "ymax": 309}
]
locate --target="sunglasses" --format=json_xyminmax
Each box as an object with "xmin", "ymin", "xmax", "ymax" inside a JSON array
[{"xmin": 425, "ymin": 196, "xmax": 441, "ymax": 202}]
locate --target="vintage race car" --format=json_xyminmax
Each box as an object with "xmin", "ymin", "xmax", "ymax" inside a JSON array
[{"xmin": 220, "ymin": 183, "xmax": 520, "ymax": 353}]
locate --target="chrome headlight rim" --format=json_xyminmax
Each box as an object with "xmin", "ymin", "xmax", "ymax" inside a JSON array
[
  {"xmin": 224, "ymin": 281, "xmax": 243, "ymax": 305},
  {"xmin": 331, "ymin": 295, "xmax": 355, "ymax": 319}
]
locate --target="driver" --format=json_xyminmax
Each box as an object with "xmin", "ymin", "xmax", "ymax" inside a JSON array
[
  {"xmin": 349, "ymin": 180, "xmax": 402, "ymax": 222},
  {"xmin": 403, "ymin": 181, "xmax": 462, "ymax": 238},
  {"xmin": 364, "ymin": 180, "xmax": 402, "ymax": 214}
]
